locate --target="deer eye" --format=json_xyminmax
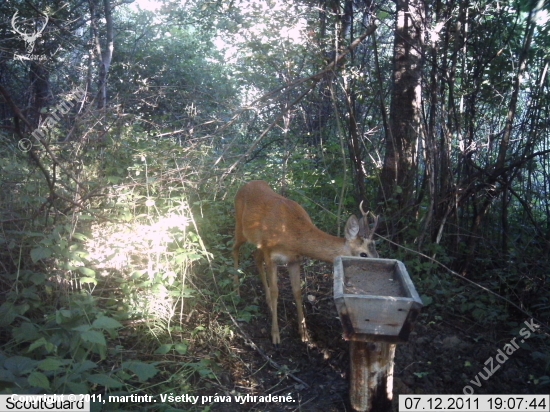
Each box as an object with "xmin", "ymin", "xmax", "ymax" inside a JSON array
[{"xmin": 360, "ymin": 252, "xmax": 368, "ymax": 258}]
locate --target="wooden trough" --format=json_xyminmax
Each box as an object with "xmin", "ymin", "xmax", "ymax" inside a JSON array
[{"xmin": 333, "ymin": 257, "xmax": 423, "ymax": 412}]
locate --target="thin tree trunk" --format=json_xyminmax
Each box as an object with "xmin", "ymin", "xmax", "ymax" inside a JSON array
[
  {"xmin": 89, "ymin": 0, "xmax": 114, "ymax": 109},
  {"xmin": 462, "ymin": 11, "xmax": 536, "ymax": 273},
  {"xmin": 380, "ymin": 0, "xmax": 425, "ymax": 236}
]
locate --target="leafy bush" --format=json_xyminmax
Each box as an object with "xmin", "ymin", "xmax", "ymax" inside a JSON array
[{"xmin": 0, "ymin": 128, "xmax": 225, "ymax": 407}]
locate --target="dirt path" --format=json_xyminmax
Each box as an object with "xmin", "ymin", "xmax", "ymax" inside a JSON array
[{"xmin": 213, "ymin": 262, "xmax": 547, "ymax": 411}]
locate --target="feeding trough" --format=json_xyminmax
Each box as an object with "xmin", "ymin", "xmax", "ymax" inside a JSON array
[
  {"xmin": 334, "ymin": 257, "xmax": 423, "ymax": 342},
  {"xmin": 333, "ymin": 257, "xmax": 423, "ymax": 412}
]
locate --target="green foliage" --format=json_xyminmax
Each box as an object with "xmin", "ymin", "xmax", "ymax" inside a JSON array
[
  {"xmin": 112, "ymin": 4, "xmax": 238, "ymax": 133},
  {"xmin": 0, "ymin": 122, "xmax": 225, "ymax": 401},
  {"xmin": 0, "ymin": 301, "xmax": 131, "ymax": 393},
  {"xmin": 1, "ymin": 0, "xmax": 549, "ymax": 404}
]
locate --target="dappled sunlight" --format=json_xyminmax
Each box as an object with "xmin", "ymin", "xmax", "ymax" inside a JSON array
[
  {"xmin": 86, "ymin": 212, "xmax": 191, "ymax": 277},
  {"xmin": 213, "ymin": 0, "xmax": 308, "ymax": 64},
  {"xmin": 82, "ymin": 208, "xmax": 201, "ymax": 323},
  {"xmin": 130, "ymin": 0, "xmax": 162, "ymax": 12}
]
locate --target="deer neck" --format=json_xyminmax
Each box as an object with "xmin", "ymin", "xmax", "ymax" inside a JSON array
[{"xmin": 295, "ymin": 227, "xmax": 347, "ymax": 263}]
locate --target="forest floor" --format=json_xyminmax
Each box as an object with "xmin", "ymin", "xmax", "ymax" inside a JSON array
[{"xmin": 208, "ymin": 262, "xmax": 548, "ymax": 412}]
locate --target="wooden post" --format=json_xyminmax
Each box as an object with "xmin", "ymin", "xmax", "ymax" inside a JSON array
[
  {"xmin": 333, "ymin": 257, "xmax": 422, "ymax": 411},
  {"xmin": 349, "ymin": 340, "xmax": 395, "ymax": 412}
]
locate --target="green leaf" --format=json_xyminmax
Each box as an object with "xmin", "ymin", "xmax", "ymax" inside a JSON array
[
  {"xmin": 29, "ymin": 272, "xmax": 46, "ymax": 285},
  {"xmin": 78, "ymin": 277, "xmax": 97, "ymax": 285},
  {"xmin": 72, "ymin": 324, "xmax": 91, "ymax": 332},
  {"xmin": 377, "ymin": 10, "xmax": 390, "ymax": 20},
  {"xmin": 420, "ymin": 295, "xmax": 433, "ymax": 306},
  {"xmin": 38, "ymin": 358, "xmax": 65, "ymax": 372},
  {"xmin": 65, "ymin": 382, "xmax": 89, "ymax": 394},
  {"xmin": 87, "ymin": 374, "xmax": 124, "ymax": 388},
  {"xmin": 174, "ymin": 343, "xmax": 188, "ymax": 355},
  {"xmin": 154, "ymin": 344, "xmax": 173, "ymax": 355},
  {"xmin": 12, "ymin": 322, "xmax": 40, "ymax": 342},
  {"xmin": 30, "ymin": 247, "xmax": 52, "ymax": 262},
  {"xmin": 92, "ymin": 316, "xmax": 123, "ymax": 330},
  {"xmin": 107, "ymin": 176, "xmax": 121, "ymax": 184},
  {"xmin": 122, "ymin": 361, "xmax": 159, "ymax": 382},
  {"xmin": 0, "ymin": 302, "xmax": 18, "ymax": 327},
  {"xmin": 72, "ymin": 360, "xmax": 98, "ymax": 374},
  {"xmin": 71, "ymin": 232, "xmax": 89, "ymax": 241},
  {"xmin": 4, "ymin": 356, "xmax": 37, "ymax": 375},
  {"xmin": 0, "ymin": 369, "xmax": 15, "ymax": 382},
  {"xmin": 81, "ymin": 330, "xmax": 106, "ymax": 346},
  {"xmin": 77, "ymin": 267, "xmax": 96, "ymax": 276},
  {"xmin": 28, "ymin": 371, "xmax": 50, "ymax": 389},
  {"xmin": 28, "ymin": 337, "xmax": 56, "ymax": 354},
  {"xmin": 175, "ymin": 251, "xmax": 203, "ymax": 263}
]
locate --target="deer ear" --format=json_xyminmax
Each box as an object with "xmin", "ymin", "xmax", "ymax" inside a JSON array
[{"xmin": 344, "ymin": 215, "xmax": 360, "ymax": 240}]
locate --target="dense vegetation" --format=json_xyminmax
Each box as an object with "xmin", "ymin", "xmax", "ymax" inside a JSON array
[{"xmin": 0, "ymin": 0, "xmax": 548, "ymax": 410}]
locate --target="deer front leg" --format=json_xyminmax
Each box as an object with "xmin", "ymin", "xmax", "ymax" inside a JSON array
[{"xmin": 288, "ymin": 261, "xmax": 308, "ymax": 342}]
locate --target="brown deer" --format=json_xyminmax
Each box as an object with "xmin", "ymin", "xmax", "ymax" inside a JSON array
[{"xmin": 233, "ymin": 180, "xmax": 379, "ymax": 345}]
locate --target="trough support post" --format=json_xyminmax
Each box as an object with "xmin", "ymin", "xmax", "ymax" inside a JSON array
[{"xmin": 349, "ymin": 340, "xmax": 395, "ymax": 412}]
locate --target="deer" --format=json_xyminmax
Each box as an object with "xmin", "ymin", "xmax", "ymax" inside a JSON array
[{"xmin": 233, "ymin": 180, "xmax": 379, "ymax": 346}]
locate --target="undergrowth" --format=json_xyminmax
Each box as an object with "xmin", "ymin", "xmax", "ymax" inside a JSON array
[
  {"xmin": 0, "ymin": 128, "xmax": 239, "ymax": 411},
  {"xmin": 1, "ymin": 123, "xmax": 548, "ymax": 410}
]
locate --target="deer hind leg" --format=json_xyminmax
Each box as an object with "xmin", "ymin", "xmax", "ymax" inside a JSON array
[
  {"xmin": 288, "ymin": 261, "xmax": 308, "ymax": 342},
  {"xmin": 254, "ymin": 249, "xmax": 272, "ymax": 309},
  {"xmin": 257, "ymin": 250, "xmax": 280, "ymax": 345}
]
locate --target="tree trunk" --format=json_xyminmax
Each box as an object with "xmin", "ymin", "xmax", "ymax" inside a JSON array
[
  {"xmin": 461, "ymin": 10, "xmax": 536, "ymax": 273},
  {"xmin": 89, "ymin": 0, "xmax": 114, "ymax": 109},
  {"xmin": 29, "ymin": 62, "xmax": 50, "ymax": 129},
  {"xmin": 380, "ymin": 0, "xmax": 425, "ymax": 234}
]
